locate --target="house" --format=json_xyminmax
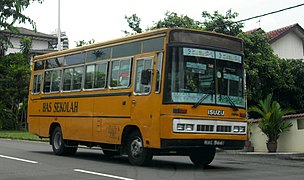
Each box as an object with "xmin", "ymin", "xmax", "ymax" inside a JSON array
[
  {"xmin": 265, "ymin": 24, "xmax": 304, "ymax": 59},
  {"xmin": 246, "ymin": 24, "xmax": 304, "ymax": 152},
  {"xmin": 0, "ymin": 27, "xmax": 58, "ymax": 57},
  {"xmin": 246, "ymin": 23, "xmax": 304, "ymax": 59}
]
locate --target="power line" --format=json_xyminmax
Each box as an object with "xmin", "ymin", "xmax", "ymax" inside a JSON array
[{"xmin": 236, "ymin": 3, "xmax": 304, "ymax": 23}]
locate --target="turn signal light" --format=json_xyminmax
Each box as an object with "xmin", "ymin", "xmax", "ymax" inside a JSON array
[{"xmin": 173, "ymin": 108, "xmax": 187, "ymax": 114}]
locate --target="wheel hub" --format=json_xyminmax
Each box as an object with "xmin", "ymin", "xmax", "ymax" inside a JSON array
[{"xmin": 131, "ymin": 138, "xmax": 143, "ymax": 157}]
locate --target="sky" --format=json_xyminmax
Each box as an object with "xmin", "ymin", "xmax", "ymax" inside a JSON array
[{"xmin": 22, "ymin": 0, "xmax": 304, "ymax": 48}]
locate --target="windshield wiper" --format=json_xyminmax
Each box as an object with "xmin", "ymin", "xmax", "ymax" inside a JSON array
[
  {"xmin": 225, "ymin": 96, "xmax": 238, "ymax": 111},
  {"xmin": 192, "ymin": 93, "xmax": 211, "ymax": 108}
]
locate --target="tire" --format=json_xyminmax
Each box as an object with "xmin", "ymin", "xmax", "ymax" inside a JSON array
[
  {"xmin": 189, "ymin": 147, "xmax": 216, "ymax": 167},
  {"xmin": 51, "ymin": 127, "xmax": 77, "ymax": 156},
  {"xmin": 127, "ymin": 131, "xmax": 153, "ymax": 166}
]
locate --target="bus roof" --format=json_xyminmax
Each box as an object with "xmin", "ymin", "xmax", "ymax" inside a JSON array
[{"xmin": 33, "ymin": 28, "xmax": 242, "ymax": 62}]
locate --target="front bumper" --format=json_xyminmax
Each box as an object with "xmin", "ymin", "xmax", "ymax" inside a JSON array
[{"xmin": 161, "ymin": 139, "xmax": 245, "ymax": 150}]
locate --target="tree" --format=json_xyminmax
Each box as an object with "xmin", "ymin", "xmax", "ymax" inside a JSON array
[
  {"xmin": 75, "ymin": 39, "xmax": 95, "ymax": 47},
  {"xmin": 238, "ymin": 30, "xmax": 294, "ymax": 109},
  {"xmin": 20, "ymin": 36, "xmax": 32, "ymax": 61},
  {"xmin": 249, "ymin": 94, "xmax": 295, "ymax": 152},
  {"xmin": 123, "ymin": 14, "xmax": 142, "ymax": 35},
  {"xmin": 123, "ymin": 11, "xmax": 203, "ymax": 35},
  {"xmin": 202, "ymin": 9, "xmax": 243, "ymax": 36},
  {"xmin": 0, "ymin": 53, "xmax": 30, "ymax": 130},
  {"xmin": 0, "ymin": 0, "xmax": 43, "ymax": 57},
  {"xmin": 149, "ymin": 11, "xmax": 203, "ymax": 30}
]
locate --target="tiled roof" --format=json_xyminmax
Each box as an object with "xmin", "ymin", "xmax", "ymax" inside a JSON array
[
  {"xmin": 1, "ymin": 27, "xmax": 57, "ymax": 40},
  {"xmin": 245, "ymin": 23, "xmax": 304, "ymax": 43},
  {"xmin": 248, "ymin": 113, "xmax": 304, "ymax": 123},
  {"xmin": 264, "ymin": 24, "xmax": 298, "ymax": 42}
]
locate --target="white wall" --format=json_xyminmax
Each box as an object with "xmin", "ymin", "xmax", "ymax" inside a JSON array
[
  {"xmin": 250, "ymin": 118, "xmax": 304, "ymax": 152},
  {"xmin": 271, "ymin": 32, "xmax": 304, "ymax": 59},
  {"xmin": 5, "ymin": 37, "xmax": 50, "ymax": 55}
]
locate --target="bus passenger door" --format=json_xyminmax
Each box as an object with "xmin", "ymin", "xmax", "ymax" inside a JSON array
[{"xmin": 131, "ymin": 55, "xmax": 156, "ymax": 137}]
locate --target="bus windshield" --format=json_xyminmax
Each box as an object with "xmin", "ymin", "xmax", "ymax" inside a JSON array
[{"xmin": 164, "ymin": 47, "xmax": 245, "ymax": 108}]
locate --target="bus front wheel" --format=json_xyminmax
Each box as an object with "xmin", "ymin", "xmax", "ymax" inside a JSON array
[
  {"xmin": 51, "ymin": 127, "xmax": 77, "ymax": 156},
  {"xmin": 189, "ymin": 147, "xmax": 216, "ymax": 167},
  {"xmin": 127, "ymin": 131, "xmax": 153, "ymax": 166}
]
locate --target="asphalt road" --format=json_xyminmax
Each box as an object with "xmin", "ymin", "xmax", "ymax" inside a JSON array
[{"xmin": 1, "ymin": 139, "xmax": 304, "ymax": 180}]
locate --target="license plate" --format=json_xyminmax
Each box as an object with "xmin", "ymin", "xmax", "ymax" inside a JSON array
[{"xmin": 204, "ymin": 140, "xmax": 225, "ymax": 146}]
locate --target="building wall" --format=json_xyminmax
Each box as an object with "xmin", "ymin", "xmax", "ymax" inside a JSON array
[
  {"xmin": 250, "ymin": 118, "xmax": 304, "ymax": 152},
  {"xmin": 271, "ymin": 32, "xmax": 304, "ymax": 59},
  {"xmin": 5, "ymin": 37, "xmax": 50, "ymax": 55}
]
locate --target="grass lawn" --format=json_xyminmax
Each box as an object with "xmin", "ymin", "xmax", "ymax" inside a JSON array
[{"xmin": 0, "ymin": 130, "xmax": 48, "ymax": 141}]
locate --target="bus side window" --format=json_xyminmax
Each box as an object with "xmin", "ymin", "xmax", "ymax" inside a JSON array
[
  {"xmin": 109, "ymin": 58, "xmax": 131, "ymax": 88},
  {"xmin": 43, "ymin": 71, "xmax": 51, "ymax": 93},
  {"xmin": 155, "ymin": 52, "xmax": 163, "ymax": 93},
  {"xmin": 134, "ymin": 57, "xmax": 153, "ymax": 94},
  {"xmin": 32, "ymin": 74, "xmax": 42, "ymax": 94}
]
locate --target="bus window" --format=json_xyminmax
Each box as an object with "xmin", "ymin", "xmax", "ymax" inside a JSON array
[
  {"xmin": 34, "ymin": 61, "xmax": 45, "ymax": 71},
  {"xmin": 32, "ymin": 74, "xmax": 42, "ymax": 94},
  {"xmin": 110, "ymin": 58, "xmax": 131, "ymax": 88},
  {"xmin": 50, "ymin": 69, "xmax": 62, "ymax": 92},
  {"xmin": 63, "ymin": 68, "xmax": 73, "ymax": 91},
  {"xmin": 86, "ymin": 48, "xmax": 111, "ymax": 63},
  {"xmin": 94, "ymin": 63, "xmax": 107, "ymax": 89},
  {"xmin": 84, "ymin": 64, "xmax": 95, "ymax": 89},
  {"xmin": 155, "ymin": 53, "xmax": 163, "ymax": 93},
  {"xmin": 43, "ymin": 71, "xmax": 51, "ymax": 93},
  {"xmin": 134, "ymin": 57, "xmax": 153, "ymax": 94},
  {"xmin": 72, "ymin": 67, "xmax": 83, "ymax": 90},
  {"xmin": 63, "ymin": 66, "xmax": 84, "ymax": 91}
]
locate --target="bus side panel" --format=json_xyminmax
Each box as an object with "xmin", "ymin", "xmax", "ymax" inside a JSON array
[
  {"xmin": 93, "ymin": 94, "xmax": 132, "ymax": 143},
  {"xmin": 28, "ymin": 117, "xmax": 40, "ymax": 136}
]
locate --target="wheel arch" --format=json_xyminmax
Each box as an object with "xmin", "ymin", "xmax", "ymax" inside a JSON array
[
  {"xmin": 49, "ymin": 123, "xmax": 61, "ymax": 145},
  {"xmin": 121, "ymin": 125, "xmax": 141, "ymax": 152}
]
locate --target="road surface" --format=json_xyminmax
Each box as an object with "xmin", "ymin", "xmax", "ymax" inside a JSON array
[{"xmin": 1, "ymin": 139, "xmax": 304, "ymax": 180}]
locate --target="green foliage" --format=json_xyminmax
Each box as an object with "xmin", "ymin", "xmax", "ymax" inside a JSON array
[
  {"xmin": 0, "ymin": 53, "xmax": 30, "ymax": 130},
  {"xmin": 202, "ymin": 9, "xmax": 244, "ymax": 36},
  {"xmin": 149, "ymin": 11, "xmax": 203, "ymax": 30},
  {"xmin": 239, "ymin": 30, "xmax": 296, "ymax": 110},
  {"xmin": 249, "ymin": 94, "xmax": 295, "ymax": 143},
  {"xmin": 20, "ymin": 36, "xmax": 32, "ymax": 60},
  {"xmin": 75, "ymin": 39, "xmax": 95, "ymax": 47},
  {"xmin": 123, "ymin": 14, "xmax": 142, "ymax": 35},
  {"xmin": 123, "ymin": 11, "xmax": 203, "ymax": 35}
]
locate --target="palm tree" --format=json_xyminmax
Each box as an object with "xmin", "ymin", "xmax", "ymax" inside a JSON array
[{"xmin": 249, "ymin": 94, "xmax": 295, "ymax": 152}]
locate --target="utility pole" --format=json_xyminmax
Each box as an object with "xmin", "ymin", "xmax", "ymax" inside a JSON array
[{"xmin": 57, "ymin": 0, "xmax": 61, "ymax": 51}]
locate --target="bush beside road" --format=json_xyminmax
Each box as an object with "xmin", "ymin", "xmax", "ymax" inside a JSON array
[{"xmin": 0, "ymin": 131, "xmax": 48, "ymax": 142}]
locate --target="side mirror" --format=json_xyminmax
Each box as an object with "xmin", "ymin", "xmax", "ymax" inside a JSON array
[{"xmin": 141, "ymin": 70, "xmax": 151, "ymax": 85}]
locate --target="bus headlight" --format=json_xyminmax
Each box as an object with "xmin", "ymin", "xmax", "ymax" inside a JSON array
[
  {"xmin": 233, "ymin": 126, "xmax": 246, "ymax": 133},
  {"xmin": 239, "ymin": 126, "xmax": 246, "ymax": 133},
  {"xmin": 185, "ymin": 124, "xmax": 194, "ymax": 131},
  {"xmin": 233, "ymin": 126, "xmax": 240, "ymax": 132},
  {"xmin": 177, "ymin": 124, "xmax": 185, "ymax": 131}
]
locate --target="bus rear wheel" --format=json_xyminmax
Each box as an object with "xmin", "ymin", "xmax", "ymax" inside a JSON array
[
  {"xmin": 127, "ymin": 131, "xmax": 153, "ymax": 166},
  {"xmin": 51, "ymin": 127, "xmax": 78, "ymax": 156},
  {"xmin": 189, "ymin": 147, "xmax": 216, "ymax": 167}
]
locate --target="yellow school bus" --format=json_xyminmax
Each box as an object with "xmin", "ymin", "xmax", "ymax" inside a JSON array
[{"xmin": 28, "ymin": 28, "xmax": 247, "ymax": 166}]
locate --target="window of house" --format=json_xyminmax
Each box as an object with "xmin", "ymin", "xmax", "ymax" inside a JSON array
[{"xmin": 297, "ymin": 118, "xmax": 304, "ymax": 129}]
